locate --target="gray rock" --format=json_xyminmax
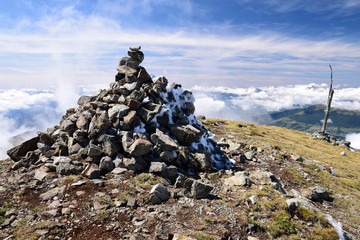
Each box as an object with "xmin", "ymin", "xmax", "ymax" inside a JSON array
[
  {"xmin": 123, "ymin": 157, "xmax": 148, "ymax": 173},
  {"xmin": 149, "ymin": 183, "xmax": 170, "ymax": 204},
  {"xmin": 184, "ymin": 179, "xmax": 213, "ymax": 199},
  {"xmin": 128, "ymin": 139, "xmax": 153, "ymax": 156},
  {"xmin": 313, "ymin": 186, "xmax": 331, "ymax": 201},
  {"xmin": 102, "ymin": 139, "xmax": 121, "ymax": 157},
  {"xmin": 103, "ymin": 94, "xmax": 119, "ymax": 103},
  {"xmin": 159, "ymin": 150, "xmax": 177, "ymax": 163},
  {"xmin": 40, "ymin": 186, "xmax": 66, "ymax": 201},
  {"xmin": 81, "ymin": 164, "xmax": 101, "ymax": 179},
  {"xmin": 174, "ymin": 175, "xmax": 186, "ymax": 188},
  {"xmin": 111, "ymin": 167, "xmax": 128, "ymax": 175},
  {"xmin": 92, "ymin": 179, "xmax": 105, "ymax": 187},
  {"xmin": 99, "ymin": 156, "xmax": 115, "ymax": 174},
  {"xmin": 122, "ymin": 131, "xmax": 135, "ymax": 153},
  {"xmin": 108, "ymin": 105, "xmax": 129, "ymax": 121},
  {"xmin": 60, "ymin": 118, "xmax": 77, "ymax": 132},
  {"xmin": 224, "ymin": 172, "xmax": 252, "ymax": 187},
  {"xmin": 87, "ymin": 144, "xmax": 102, "ymax": 157},
  {"xmin": 123, "ymin": 82, "xmax": 138, "ymax": 92},
  {"xmin": 56, "ymin": 163, "xmax": 79, "ymax": 176},
  {"xmin": 138, "ymin": 103, "xmax": 162, "ymax": 123},
  {"xmin": 286, "ymin": 197, "xmax": 318, "ymax": 212},
  {"xmin": 7, "ymin": 136, "xmax": 39, "ymax": 161},
  {"xmin": 124, "ymin": 111, "xmax": 137, "ymax": 125},
  {"xmin": 73, "ymin": 129, "xmax": 89, "ymax": 143},
  {"xmin": 88, "ymin": 111, "xmax": 111, "ymax": 138},
  {"xmin": 161, "ymin": 165, "xmax": 178, "ymax": 183},
  {"xmin": 249, "ymin": 195, "xmax": 257, "ymax": 205},
  {"xmin": 68, "ymin": 143, "xmax": 82, "ymax": 155},
  {"xmin": 34, "ymin": 169, "xmax": 48, "ymax": 181},
  {"xmin": 77, "ymin": 95, "xmax": 92, "ymax": 105},
  {"xmin": 170, "ymin": 125, "xmax": 202, "ymax": 145},
  {"xmin": 127, "ymin": 197, "xmax": 137, "ymax": 208},
  {"xmin": 194, "ymin": 153, "xmax": 211, "ymax": 170},
  {"xmin": 117, "ymin": 65, "xmax": 138, "ymax": 75},
  {"xmin": 151, "ymin": 129, "xmax": 178, "ymax": 151},
  {"xmin": 149, "ymin": 162, "xmax": 167, "ymax": 174},
  {"xmin": 340, "ymin": 151, "xmax": 347, "ymax": 156},
  {"xmin": 245, "ymin": 151, "xmax": 254, "ymax": 160}
]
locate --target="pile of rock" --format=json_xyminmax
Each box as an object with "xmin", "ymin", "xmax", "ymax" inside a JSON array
[
  {"xmin": 7, "ymin": 46, "xmax": 231, "ymax": 180},
  {"xmin": 311, "ymin": 132, "xmax": 351, "ymax": 149}
]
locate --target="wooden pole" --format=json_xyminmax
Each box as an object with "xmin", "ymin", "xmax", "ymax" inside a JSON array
[{"xmin": 320, "ymin": 65, "xmax": 334, "ymax": 133}]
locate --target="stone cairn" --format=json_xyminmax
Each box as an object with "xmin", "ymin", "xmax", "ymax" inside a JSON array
[
  {"xmin": 311, "ymin": 132, "xmax": 351, "ymax": 149},
  {"xmin": 7, "ymin": 46, "xmax": 232, "ymax": 181}
]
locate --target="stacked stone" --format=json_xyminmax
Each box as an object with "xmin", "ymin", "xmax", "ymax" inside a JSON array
[
  {"xmin": 7, "ymin": 46, "xmax": 231, "ymax": 180},
  {"xmin": 311, "ymin": 132, "xmax": 351, "ymax": 149}
]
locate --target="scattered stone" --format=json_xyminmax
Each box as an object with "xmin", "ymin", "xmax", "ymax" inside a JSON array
[
  {"xmin": 224, "ymin": 172, "xmax": 252, "ymax": 187},
  {"xmin": 34, "ymin": 169, "xmax": 48, "ymax": 181},
  {"xmin": 40, "ymin": 186, "xmax": 65, "ymax": 201},
  {"xmin": 245, "ymin": 151, "xmax": 255, "ymax": 160},
  {"xmin": 149, "ymin": 162, "xmax": 167, "ymax": 174},
  {"xmin": 149, "ymin": 183, "xmax": 170, "ymax": 204},
  {"xmin": 81, "ymin": 164, "xmax": 101, "ymax": 179},
  {"xmin": 111, "ymin": 167, "xmax": 128, "ymax": 175},
  {"xmin": 184, "ymin": 178, "xmax": 213, "ymax": 199},
  {"xmin": 127, "ymin": 197, "xmax": 138, "ymax": 208},
  {"xmin": 340, "ymin": 151, "xmax": 347, "ymax": 156}
]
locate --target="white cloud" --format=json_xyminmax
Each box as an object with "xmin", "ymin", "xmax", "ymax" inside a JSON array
[
  {"xmin": 192, "ymin": 83, "xmax": 360, "ymax": 121},
  {"xmin": 346, "ymin": 133, "xmax": 360, "ymax": 149},
  {"xmin": 0, "ymin": 89, "xmax": 54, "ymax": 112},
  {"xmin": 0, "ymin": 4, "xmax": 359, "ymax": 89}
]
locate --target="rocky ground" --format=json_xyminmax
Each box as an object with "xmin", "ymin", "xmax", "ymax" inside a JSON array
[
  {"xmin": 1, "ymin": 47, "xmax": 359, "ymax": 240},
  {"xmin": 1, "ymin": 119, "xmax": 359, "ymax": 240}
]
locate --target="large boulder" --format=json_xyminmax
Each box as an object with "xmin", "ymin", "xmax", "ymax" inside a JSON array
[{"xmin": 7, "ymin": 136, "xmax": 39, "ymax": 161}]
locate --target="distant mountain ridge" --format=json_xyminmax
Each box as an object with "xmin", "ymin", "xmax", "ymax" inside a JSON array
[{"xmin": 256, "ymin": 104, "xmax": 360, "ymax": 139}]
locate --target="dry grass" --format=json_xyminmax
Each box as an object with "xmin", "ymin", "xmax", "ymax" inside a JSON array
[{"xmin": 203, "ymin": 118, "xmax": 360, "ymax": 229}]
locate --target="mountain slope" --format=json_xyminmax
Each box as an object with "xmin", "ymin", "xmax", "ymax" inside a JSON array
[
  {"xmin": 1, "ymin": 119, "xmax": 359, "ymax": 239},
  {"xmin": 256, "ymin": 104, "xmax": 360, "ymax": 139}
]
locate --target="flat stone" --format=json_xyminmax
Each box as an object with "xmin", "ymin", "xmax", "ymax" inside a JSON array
[
  {"xmin": 40, "ymin": 186, "xmax": 65, "ymax": 201},
  {"xmin": 111, "ymin": 167, "xmax": 128, "ymax": 175},
  {"xmin": 34, "ymin": 169, "xmax": 48, "ymax": 181},
  {"xmin": 149, "ymin": 162, "xmax": 167, "ymax": 174},
  {"xmin": 129, "ymin": 46, "xmax": 141, "ymax": 51},
  {"xmin": 224, "ymin": 172, "xmax": 252, "ymax": 187},
  {"xmin": 71, "ymin": 180, "xmax": 87, "ymax": 187},
  {"xmin": 117, "ymin": 65, "xmax": 137, "ymax": 75}
]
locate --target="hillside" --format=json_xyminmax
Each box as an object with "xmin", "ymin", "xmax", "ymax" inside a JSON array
[
  {"xmin": 1, "ymin": 119, "xmax": 359, "ymax": 239},
  {"xmin": 1, "ymin": 47, "xmax": 359, "ymax": 240},
  {"xmin": 256, "ymin": 104, "xmax": 360, "ymax": 139}
]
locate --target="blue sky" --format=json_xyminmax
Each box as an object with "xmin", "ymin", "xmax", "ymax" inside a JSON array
[{"xmin": 0, "ymin": 0, "xmax": 360, "ymax": 89}]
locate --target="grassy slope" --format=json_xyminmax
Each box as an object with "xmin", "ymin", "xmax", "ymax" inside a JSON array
[
  {"xmin": 256, "ymin": 104, "xmax": 360, "ymax": 139},
  {"xmin": 203, "ymin": 119, "xmax": 360, "ymax": 235}
]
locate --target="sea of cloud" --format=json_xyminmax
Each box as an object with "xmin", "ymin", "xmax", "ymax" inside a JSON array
[{"xmin": 1, "ymin": 83, "xmax": 360, "ymax": 159}]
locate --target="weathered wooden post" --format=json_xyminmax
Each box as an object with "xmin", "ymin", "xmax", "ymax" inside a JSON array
[{"xmin": 320, "ymin": 65, "xmax": 334, "ymax": 133}]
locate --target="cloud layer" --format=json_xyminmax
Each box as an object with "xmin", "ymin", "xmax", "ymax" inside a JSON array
[{"xmin": 0, "ymin": 1, "xmax": 360, "ymax": 90}]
